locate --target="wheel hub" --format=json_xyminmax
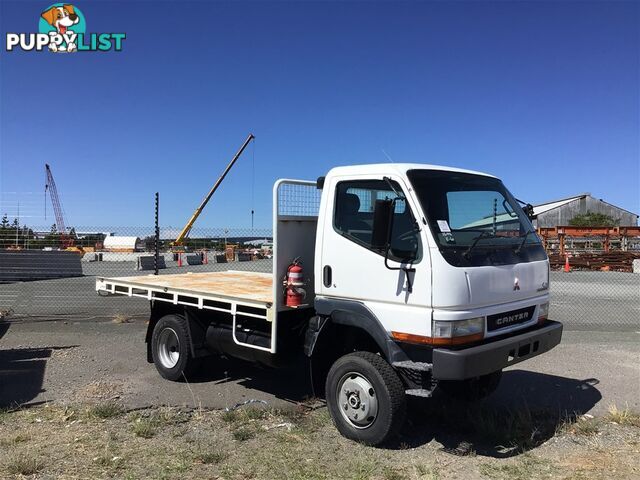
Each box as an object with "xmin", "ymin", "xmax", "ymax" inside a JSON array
[
  {"xmin": 157, "ymin": 327, "xmax": 180, "ymax": 369},
  {"xmin": 337, "ymin": 372, "xmax": 378, "ymax": 429},
  {"xmin": 348, "ymin": 392, "xmax": 361, "ymax": 409}
]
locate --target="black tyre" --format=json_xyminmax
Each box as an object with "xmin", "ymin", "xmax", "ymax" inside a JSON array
[
  {"xmin": 151, "ymin": 314, "xmax": 200, "ymax": 381},
  {"xmin": 325, "ymin": 351, "xmax": 406, "ymax": 446},
  {"xmin": 438, "ymin": 370, "xmax": 502, "ymax": 401}
]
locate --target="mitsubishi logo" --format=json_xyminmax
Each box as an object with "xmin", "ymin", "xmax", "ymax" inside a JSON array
[{"xmin": 513, "ymin": 277, "xmax": 520, "ymax": 291}]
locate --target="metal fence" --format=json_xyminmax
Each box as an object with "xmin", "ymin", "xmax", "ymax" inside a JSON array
[
  {"xmin": 0, "ymin": 226, "xmax": 273, "ymax": 319},
  {"xmin": 0, "ymin": 226, "xmax": 638, "ymax": 331}
]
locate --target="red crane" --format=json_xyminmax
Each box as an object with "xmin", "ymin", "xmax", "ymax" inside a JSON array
[{"xmin": 45, "ymin": 164, "xmax": 74, "ymax": 248}]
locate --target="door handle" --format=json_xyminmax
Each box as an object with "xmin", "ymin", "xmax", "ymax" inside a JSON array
[{"xmin": 323, "ymin": 265, "xmax": 332, "ymax": 287}]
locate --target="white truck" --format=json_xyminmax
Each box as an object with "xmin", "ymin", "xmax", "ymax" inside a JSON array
[{"xmin": 96, "ymin": 163, "xmax": 562, "ymax": 445}]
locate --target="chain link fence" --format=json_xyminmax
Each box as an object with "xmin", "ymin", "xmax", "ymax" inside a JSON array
[
  {"xmin": 0, "ymin": 226, "xmax": 638, "ymax": 331},
  {"xmin": 0, "ymin": 226, "xmax": 272, "ymax": 319}
]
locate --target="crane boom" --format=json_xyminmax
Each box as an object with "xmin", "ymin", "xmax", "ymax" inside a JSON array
[
  {"xmin": 45, "ymin": 164, "xmax": 67, "ymax": 235},
  {"xmin": 173, "ymin": 133, "xmax": 255, "ymax": 246},
  {"xmin": 45, "ymin": 163, "xmax": 76, "ymax": 248}
]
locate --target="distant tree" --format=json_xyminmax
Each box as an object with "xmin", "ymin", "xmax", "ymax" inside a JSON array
[
  {"xmin": 0, "ymin": 215, "xmax": 9, "ymax": 248},
  {"xmin": 43, "ymin": 223, "xmax": 61, "ymax": 248},
  {"xmin": 22, "ymin": 225, "xmax": 33, "ymax": 240},
  {"xmin": 569, "ymin": 211, "xmax": 619, "ymax": 227},
  {"xmin": 143, "ymin": 235, "xmax": 156, "ymax": 251},
  {"xmin": 11, "ymin": 218, "xmax": 19, "ymax": 229}
]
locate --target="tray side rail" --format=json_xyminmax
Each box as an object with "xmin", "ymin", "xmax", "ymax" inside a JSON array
[{"xmin": 96, "ymin": 276, "xmax": 275, "ymax": 353}]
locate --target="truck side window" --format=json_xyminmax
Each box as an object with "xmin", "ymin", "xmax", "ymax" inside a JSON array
[{"xmin": 334, "ymin": 180, "xmax": 421, "ymax": 262}]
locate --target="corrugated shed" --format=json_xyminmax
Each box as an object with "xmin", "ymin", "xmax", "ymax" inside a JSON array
[{"xmin": 533, "ymin": 194, "xmax": 638, "ymax": 228}]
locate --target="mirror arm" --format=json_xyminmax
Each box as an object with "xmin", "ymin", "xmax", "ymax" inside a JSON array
[
  {"xmin": 383, "ymin": 249, "xmax": 416, "ymax": 293},
  {"xmin": 382, "ymin": 176, "xmax": 405, "ymax": 200}
]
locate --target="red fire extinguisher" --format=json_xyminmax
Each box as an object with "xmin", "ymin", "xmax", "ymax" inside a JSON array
[{"xmin": 285, "ymin": 258, "xmax": 306, "ymax": 307}]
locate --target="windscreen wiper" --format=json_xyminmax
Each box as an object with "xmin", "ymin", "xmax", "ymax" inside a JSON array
[
  {"xmin": 514, "ymin": 230, "xmax": 536, "ymax": 254},
  {"xmin": 463, "ymin": 231, "xmax": 495, "ymax": 259}
]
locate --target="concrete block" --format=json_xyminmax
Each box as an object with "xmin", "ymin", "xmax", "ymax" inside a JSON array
[
  {"xmin": 633, "ymin": 259, "xmax": 640, "ymax": 274},
  {"xmin": 137, "ymin": 255, "xmax": 167, "ymax": 271},
  {"xmin": 185, "ymin": 254, "xmax": 202, "ymax": 266},
  {"xmin": 0, "ymin": 250, "xmax": 83, "ymax": 282}
]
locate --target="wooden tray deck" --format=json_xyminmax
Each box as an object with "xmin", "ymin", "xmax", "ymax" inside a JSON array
[{"xmin": 103, "ymin": 271, "xmax": 273, "ymax": 304}]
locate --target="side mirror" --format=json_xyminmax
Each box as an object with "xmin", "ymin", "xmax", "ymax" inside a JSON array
[
  {"xmin": 372, "ymin": 197, "xmax": 417, "ymax": 293},
  {"xmin": 371, "ymin": 199, "xmax": 394, "ymax": 250}
]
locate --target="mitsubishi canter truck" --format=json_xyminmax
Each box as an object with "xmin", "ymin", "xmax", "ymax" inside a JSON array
[{"xmin": 96, "ymin": 163, "xmax": 562, "ymax": 445}]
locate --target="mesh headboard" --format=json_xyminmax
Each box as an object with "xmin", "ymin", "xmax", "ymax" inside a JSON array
[{"xmin": 273, "ymin": 179, "xmax": 321, "ymax": 311}]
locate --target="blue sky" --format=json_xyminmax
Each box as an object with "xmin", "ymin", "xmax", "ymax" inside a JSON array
[{"xmin": 1, "ymin": 0, "xmax": 638, "ymax": 231}]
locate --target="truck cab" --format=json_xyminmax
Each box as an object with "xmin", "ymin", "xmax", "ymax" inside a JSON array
[{"xmin": 308, "ymin": 164, "xmax": 561, "ymax": 443}]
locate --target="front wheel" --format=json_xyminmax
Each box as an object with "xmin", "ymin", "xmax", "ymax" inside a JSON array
[
  {"xmin": 325, "ymin": 351, "xmax": 406, "ymax": 446},
  {"xmin": 151, "ymin": 314, "xmax": 200, "ymax": 381},
  {"xmin": 438, "ymin": 370, "xmax": 502, "ymax": 401}
]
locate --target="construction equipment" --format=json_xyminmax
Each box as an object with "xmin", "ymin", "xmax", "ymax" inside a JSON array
[
  {"xmin": 45, "ymin": 163, "xmax": 75, "ymax": 248},
  {"xmin": 172, "ymin": 134, "xmax": 255, "ymax": 250}
]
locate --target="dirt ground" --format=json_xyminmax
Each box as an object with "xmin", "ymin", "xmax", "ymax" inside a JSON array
[{"xmin": 0, "ymin": 317, "xmax": 639, "ymax": 479}]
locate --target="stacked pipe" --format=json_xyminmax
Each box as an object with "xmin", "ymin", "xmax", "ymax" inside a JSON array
[{"xmin": 548, "ymin": 252, "xmax": 640, "ymax": 272}]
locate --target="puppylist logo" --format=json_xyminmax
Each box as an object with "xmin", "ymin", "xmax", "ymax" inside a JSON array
[{"xmin": 5, "ymin": 3, "xmax": 126, "ymax": 53}]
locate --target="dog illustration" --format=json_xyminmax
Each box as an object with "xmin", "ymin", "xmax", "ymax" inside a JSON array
[{"xmin": 41, "ymin": 4, "xmax": 79, "ymax": 52}]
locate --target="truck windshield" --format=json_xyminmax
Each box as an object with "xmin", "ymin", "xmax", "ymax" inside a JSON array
[{"xmin": 407, "ymin": 169, "xmax": 547, "ymax": 267}]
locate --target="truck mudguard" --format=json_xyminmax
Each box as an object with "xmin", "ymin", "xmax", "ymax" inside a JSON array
[{"xmin": 310, "ymin": 297, "xmax": 410, "ymax": 364}]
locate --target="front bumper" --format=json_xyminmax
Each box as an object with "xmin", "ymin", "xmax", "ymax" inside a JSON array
[{"xmin": 431, "ymin": 320, "xmax": 563, "ymax": 380}]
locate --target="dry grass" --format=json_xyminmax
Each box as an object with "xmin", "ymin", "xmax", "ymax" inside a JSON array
[
  {"xmin": 480, "ymin": 454, "xmax": 554, "ymax": 480},
  {"xmin": 4, "ymin": 453, "xmax": 44, "ymax": 476},
  {"xmin": 561, "ymin": 415, "xmax": 601, "ymax": 437},
  {"xmin": 130, "ymin": 415, "xmax": 160, "ymax": 438},
  {"xmin": 0, "ymin": 433, "xmax": 31, "ymax": 447},
  {"xmin": 112, "ymin": 313, "xmax": 133, "ymax": 324},
  {"xmin": 606, "ymin": 404, "xmax": 640, "ymax": 427},
  {"xmin": 0, "ymin": 403, "xmax": 638, "ymax": 479},
  {"xmin": 232, "ymin": 426, "xmax": 256, "ymax": 441},
  {"xmin": 193, "ymin": 447, "xmax": 228, "ymax": 465},
  {"xmin": 88, "ymin": 402, "xmax": 126, "ymax": 419}
]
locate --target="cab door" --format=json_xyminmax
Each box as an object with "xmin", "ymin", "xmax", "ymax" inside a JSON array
[{"xmin": 317, "ymin": 175, "xmax": 433, "ymax": 337}]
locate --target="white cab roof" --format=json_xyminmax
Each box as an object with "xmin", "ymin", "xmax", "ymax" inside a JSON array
[{"xmin": 325, "ymin": 163, "xmax": 496, "ymax": 179}]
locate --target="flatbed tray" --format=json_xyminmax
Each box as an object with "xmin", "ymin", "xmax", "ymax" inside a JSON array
[{"xmin": 96, "ymin": 270, "xmax": 274, "ymax": 308}]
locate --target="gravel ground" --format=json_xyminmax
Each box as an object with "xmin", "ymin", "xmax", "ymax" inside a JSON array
[{"xmin": 0, "ymin": 319, "xmax": 638, "ymax": 415}]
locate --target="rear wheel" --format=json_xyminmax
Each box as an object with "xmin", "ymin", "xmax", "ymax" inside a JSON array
[
  {"xmin": 151, "ymin": 314, "xmax": 200, "ymax": 381},
  {"xmin": 438, "ymin": 370, "xmax": 502, "ymax": 401},
  {"xmin": 325, "ymin": 351, "xmax": 406, "ymax": 446}
]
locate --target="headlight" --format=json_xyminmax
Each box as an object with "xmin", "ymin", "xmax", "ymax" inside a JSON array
[
  {"xmin": 431, "ymin": 317, "xmax": 484, "ymax": 345},
  {"xmin": 538, "ymin": 302, "xmax": 549, "ymax": 323},
  {"xmin": 391, "ymin": 317, "xmax": 485, "ymax": 346},
  {"xmin": 433, "ymin": 317, "xmax": 484, "ymax": 338}
]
